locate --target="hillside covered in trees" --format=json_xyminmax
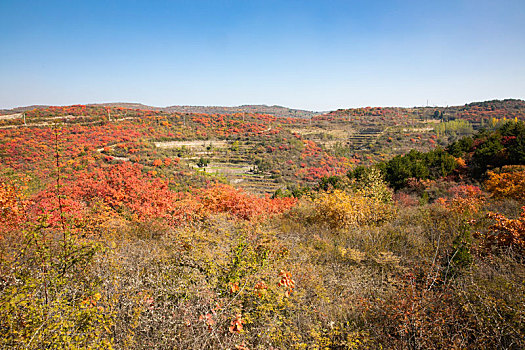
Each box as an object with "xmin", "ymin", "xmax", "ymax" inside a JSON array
[
  {"xmin": 1, "ymin": 102, "xmax": 525, "ymax": 349},
  {"xmin": 1, "ymin": 103, "xmax": 321, "ymax": 120}
]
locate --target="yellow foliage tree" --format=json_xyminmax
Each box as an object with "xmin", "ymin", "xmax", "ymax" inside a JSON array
[
  {"xmin": 314, "ymin": 190, "xmax": 395, "ymax": 229},
  {"xmin": 485, "ymin": 166, "xmax": 525, "ymax": 201}
]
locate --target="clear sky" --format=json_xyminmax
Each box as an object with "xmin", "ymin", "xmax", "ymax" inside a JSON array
[{"xmin": 1, "ymin": 0, "xmax": 524, "ymax": 111}]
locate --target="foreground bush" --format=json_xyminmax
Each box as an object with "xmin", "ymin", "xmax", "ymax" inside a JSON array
[
  {"xmin": 313, "ymin": 189, "xmax": 395, "ymax": 229},
  {"xmin": 2, "ymin": 191, "xmax": 525, "ymax": 348},
  {"xmin": 31, "ymin": 163, "xmax": 297, "ymax": 228},
  {"xmin": 0, "ymin": 221, "xmax": 113, "ymax": 349}
]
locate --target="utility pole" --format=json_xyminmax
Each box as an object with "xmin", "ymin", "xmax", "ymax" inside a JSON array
[{"xmin": 23, "ymin": 112, "xmax": 26, "ymax": 125}]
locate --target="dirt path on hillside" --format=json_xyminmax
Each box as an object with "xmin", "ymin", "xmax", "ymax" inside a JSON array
[{"xmin": 154, "ymin": 140, "xmax": 229, "ymax": 149}]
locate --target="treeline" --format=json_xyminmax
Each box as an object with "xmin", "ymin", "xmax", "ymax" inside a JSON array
[
  {"xmin": 434, "ymin": 119, "xmax": 474, "ymax": 137},
  {"xmin": 302, "ymin": 120, "xmax": 525, "ymax": 194},
  {"xmin": 447, "ymin": 120, "xmax": 525, "ymax": 176}
]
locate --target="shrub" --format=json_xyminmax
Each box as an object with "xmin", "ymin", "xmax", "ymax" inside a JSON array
[
  {"xmin": 353, "ymin": 167, "xmax": 393, "ymax": 203},
  {"xmin": 0, "ymin": 181, "xmax": 27, "ymax": 230},
  {"xmin": 476, "ymin": 206, "xmax": 525, "ymax": 257},
  {"xmin": 198, "ymin": 184, "xmax": 297, "ymax": 221},
  {"xmin": 485, "ymin": 166, "xmax": 525, "ymax": 201},
  {"xmin": 0, "ymin": 220, "xmax": 112, "ymax": 349},
  {"xmin": 313, "ymin": 190, "xmax": 395, "ymax": 229},
  {"xmin": 380, "ymin": 148, "xmax": 457, "ymax": 190}
]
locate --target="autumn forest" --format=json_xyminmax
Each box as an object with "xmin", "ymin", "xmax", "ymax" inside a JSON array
[{"xmin": 0, "ymin": 99, "xmax": 524, "ymax": 349}]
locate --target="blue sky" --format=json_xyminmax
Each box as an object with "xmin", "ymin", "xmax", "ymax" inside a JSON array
[{"xmin": 1, "ymin": 0, "xmax": 524, "ymax": 110}]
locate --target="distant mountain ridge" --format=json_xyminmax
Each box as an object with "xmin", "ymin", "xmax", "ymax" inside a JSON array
[
  {"xmin": 2, "ymin": 99, "xmax": 524, "ymax": 119},
  {"xmin": 0, "ymin": 103, "xmax": 321, "ymax": 119}
]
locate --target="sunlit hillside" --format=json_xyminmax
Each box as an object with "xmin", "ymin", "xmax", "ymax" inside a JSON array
[{"xmin": 1, "ymin": 102, "xmax": 525, "ymax": 349}]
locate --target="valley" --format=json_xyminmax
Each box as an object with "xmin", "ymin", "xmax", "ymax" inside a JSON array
[{"xmin": 1, "ymin": 100, "xmax": 525, "ymax": 349}]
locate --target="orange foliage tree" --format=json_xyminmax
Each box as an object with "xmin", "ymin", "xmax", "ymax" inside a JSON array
[
  {"xmin": 437, "ymin": 184, "xmax": 484, "ymax": 216},
  {"xmin": 31, "ymin": 163, "xmax": 297, "ymax": 230},
  {"xmin": 485, "ymin": 166, "xmax": 525, "ymax": 201},
  {"xmin": 198, "ymin": 184, "xmax": 296, "ymax": 221},
  {"xmin": 0, "ymin": 182, "xmax": 26, "ymax": 228},
  {"xmin": 476, "ymin": 206, "xmax": 525, "ymax": 257}
]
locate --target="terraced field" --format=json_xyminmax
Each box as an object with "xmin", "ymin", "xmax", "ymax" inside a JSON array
[
  {"xmin": 154, "ymin": 139, "xmax": 283, "ymax": 195},
  {"xmin": 1, "ymin": 103, "xmax": 503, "ymax": 196},
  {"xmin": 150, "ymin": 114, "xmax": 449, "ymax": 194}
]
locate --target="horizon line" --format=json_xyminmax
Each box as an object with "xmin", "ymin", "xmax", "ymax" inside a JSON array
[{"xmin": 2, "ymin": 97, "xmax": 524, "ymax": 113}]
